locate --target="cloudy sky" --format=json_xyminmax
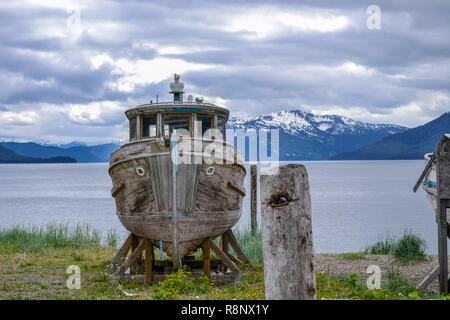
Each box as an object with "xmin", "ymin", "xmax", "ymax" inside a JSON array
[{"xmin": 0, "ymin": 0, "xmax": 449, "ymax": 144}]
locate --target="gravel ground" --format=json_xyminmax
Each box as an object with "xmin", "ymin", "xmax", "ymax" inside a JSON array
[{"xmin": 314, "ymin": 254, "xmax": 448, "ymax": 294}]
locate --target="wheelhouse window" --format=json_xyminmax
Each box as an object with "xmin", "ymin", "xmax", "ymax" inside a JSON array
[
  {"xmin": 197, "ymin": 114, "xmax": 213, "ymax": 139},
  {"xmin": 142, "ymin": 115, "xmax": 157, "ymax": 138},
  {"xmin": 163, "ymin": 114, "xmax": 191, "ymax": 137},
  {"xmin": 216, "ymin": 116, "xmax": 225, "ymax": 140},
  {"xmin": 129, "ymin": 117, "xmax": 137, "ymax": 140}
]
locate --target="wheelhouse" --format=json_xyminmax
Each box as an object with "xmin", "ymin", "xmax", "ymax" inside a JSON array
[
  {"xmin": 124, "ymin": 75, "xmax": 229, "ymax": 142},
  {"xmin": 126, "ymin": 106, "xmax": 228, "ymax": 142}
]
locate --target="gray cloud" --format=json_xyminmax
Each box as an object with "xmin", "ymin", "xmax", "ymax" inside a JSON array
[{"xmin": 0, "ymin": 0, "xmax": 449, "ymax": 143}]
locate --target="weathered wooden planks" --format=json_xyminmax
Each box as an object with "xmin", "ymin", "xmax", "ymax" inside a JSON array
[
  {"xmin": 118, "ymin": 210, "xmax": 240, "ymax": 242},
  {"xmin": 195, "ymin": 164, "xmax": 245, "ymax": 212},
  {"xmin": 436, "ymin": 198, "xmax": 449, "ymax": 294},
  {"xmin": 260, "ymin": 164, "xmax": 317, "ymax": 300},
  {"xmin": 177, "ymin": 164, "xmax": 200, "ymax": 212},
  {"xmin": 110, "ymin": 158, "xmax": 155, "ymax": 214},
  {"xmin": 109, "ymin": 136, "xmax": 246, "ymax": 261},
  {"xmin": 437, "ymin": 135, "xmax": 450, "ymax": 199},
  {"xmin": 415, "ymin": 135, "xmax": 450, "ymax": 295},
  {"xmin": 149, "ymin": 153, "xmax": 172, "ymax": 212},
  {"xmin": 436, "ymin": 135, "xmax": 449, "ymax": 294}
]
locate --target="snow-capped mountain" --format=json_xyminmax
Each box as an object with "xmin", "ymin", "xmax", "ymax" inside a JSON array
[{"xmin": 226, "ymin": 110, "xmax": 407, "ymax": 160}]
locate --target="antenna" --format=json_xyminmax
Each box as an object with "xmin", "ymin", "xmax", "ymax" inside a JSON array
[
  {"xmin": 195, "ymin": 96, "xmax": 203, "ymax": 104},
  {"xmin": 156, "ymin": 94, "xmax": 159, "ymax": 103}
]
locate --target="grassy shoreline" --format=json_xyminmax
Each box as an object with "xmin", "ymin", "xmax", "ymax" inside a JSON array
[{"xmin": 0, "ymin": 224, "xmax": 448, "ymax": 300}]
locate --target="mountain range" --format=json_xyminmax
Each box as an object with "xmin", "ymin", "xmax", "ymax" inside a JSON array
[
  {"xmin": 0, "ymin": 110, "xmax": 447, "ymax": 163},
  {"xmin": 332, "ymin": 112, "xmax": 450, "ymax": 160},
  {"xmin": 226, "ymin": 110, "xmax": 407, "ymax": 160},
  {"xmin": 0, "ymin": 142, "xmax": 120, "ymax": 163},
  {"xmin": 0, "ymin": 145, "xmax": 76, "ymax": 163}
]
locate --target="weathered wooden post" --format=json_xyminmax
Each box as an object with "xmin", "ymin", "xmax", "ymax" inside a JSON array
[
  {"xmin": 436, "ymin": 135, "xmax": 450, "ymax": 294},
  {"xmin": 145, "ymin": 238, "xmax": 153, "ymax": 284},
  {"xmin": 250, "ymin": 164, "xmax": 258, "ymax": 234},
  {"xmin": 202, "ymin": 239, "xmax": 211, "ymax": 280},
  {"xmin": 260, "ymin": 164, "xmax": 316, "ymax": 300},
  {"xmin": 131, "ymin": 234, "xmax": 142, "ymax": 273},
  {"xmin": 414, "ymin": 134, "xmax": 450, "ymax": 293}
]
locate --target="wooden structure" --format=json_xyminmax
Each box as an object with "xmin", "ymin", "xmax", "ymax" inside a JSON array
[
  {"xmin": 109, "ymin": 229, "xmax": 252, "ymax": 284},
  {"xmin": 260, "ymin": 164, "xmax": 317, "ymax": 300},
  {"xmin": 108, "ymin": 74, "xmax": 251, "ymax": 283},
  {"xmin": 414, "ymin": 134, "xmax": 450, "ymax": 294}
]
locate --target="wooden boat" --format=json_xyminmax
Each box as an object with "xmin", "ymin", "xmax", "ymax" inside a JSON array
[
  {"xmin": 422, "ymin": 152, "xmax": 438, "ymax": 212},
  {"xmin": 108, "ymin": 75, "xmax": 246, "ymax": 262}
]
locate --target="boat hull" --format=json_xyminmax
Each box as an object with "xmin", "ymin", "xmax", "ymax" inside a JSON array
[
  {"xmin": 109, "ymin": 139, "xmax": 246, "ymax": 258},
  {"xmin": 423, "ymin": 153, "xmax": 438, "ymax": 212}
]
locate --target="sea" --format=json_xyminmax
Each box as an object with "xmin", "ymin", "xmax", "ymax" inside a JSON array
[{"xmin": 0, "ymin": 160, "xmax": 443, "ymax": 254}]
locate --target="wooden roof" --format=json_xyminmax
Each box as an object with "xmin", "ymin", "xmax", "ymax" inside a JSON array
[{"xmin": 125, "ymin": 102, "xmax": 230, "ymax": 121}]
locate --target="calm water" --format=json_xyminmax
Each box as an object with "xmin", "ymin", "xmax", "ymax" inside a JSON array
[{"xmin": 0, "ymin": 161, "xmax": 441, "ymax": 253}]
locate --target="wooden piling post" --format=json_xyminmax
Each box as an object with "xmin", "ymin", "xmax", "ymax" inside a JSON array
[
  {"xmin": 221, "ymin": 232, "xmax": 229, "ymax": 255},
  {"xmin": 115, "ymin": 239, "xmax": 145, "ymax": 276},
  {"xmin": 111, "ymin": 234, "xmax": 132, "ymax": 268},
  {"xmin": 220, "ymin": 232, "xmax": 229, "ymax": 272},
  {"xmin": 145, "ymin": 238, "xmax": 153, "ymax": 284},
  {"xmin": 250, "ymin": 164, "xmax": 258, "ymax": 234},
  {"xmin": 131, "ymin": 233, "xmax": 139, "ymax": 252},
  {"xmin": 202, "ymin": 239, "xmax": 211, "ymax": 280},
  {"xmin": 208, "ymin": 239, "xmax": 241, "ymax": 283},
  {"xmin": 130, "ymin": 233, "xmax": 142, "ymax": 273},
  {"xmin": 226, "ymin": 230, "xmax": 254, "ymax": 270},
  {"xmin": 260, "ymin": 164, "xmax": 316, "ymax": 300}
]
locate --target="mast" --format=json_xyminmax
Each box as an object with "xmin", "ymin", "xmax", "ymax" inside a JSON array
[
  {"xmin": 170, "ymin": 75, "xmax": 182, "ymax": 268},
  {"xmin": 169, "ymin": 74, "xmax": 184, "ymax": 104}
]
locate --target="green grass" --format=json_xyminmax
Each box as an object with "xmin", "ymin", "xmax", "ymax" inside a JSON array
[
  {"xmin": 0, "ymin": 223, "xmax": 102, "ymax": 252},
  {"xmin": 104, "ymin": 228, "xmax": 120, "ymax": 249},
  {"xmin": 364, "ymin": 230, "xmax": 428, "ymax": 264},
  {"xmin": 384, "ymin": 269, "xmax": 420, "ymax": 296},
  {"xmin": 337, "ymin": 252, "xmax": 367, "ymax": 260},
  {"xmin": 392, "ymin": 232, "xmax": 428, "ymax": 264},
  {"xmin": 1, "ymin": 223, "xmax": 447, "ymax": 300},
  {"xmin": 0, "ymin": 223, "xmax": 123, "ymax": 253},
  {"xmin": 232, "ymin": 227, "xmax": 263, "ymax": 264},
  {"xmin": 318, "ymin": 270, "xmax": 432, "ymax": 300},
  {"xmin": 364, "ymin": 233, "xmax": 397, "ymax": 255},
  {"xmin": 151, "ymin": 267, "xmax": 214, "ymax": 300}
]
